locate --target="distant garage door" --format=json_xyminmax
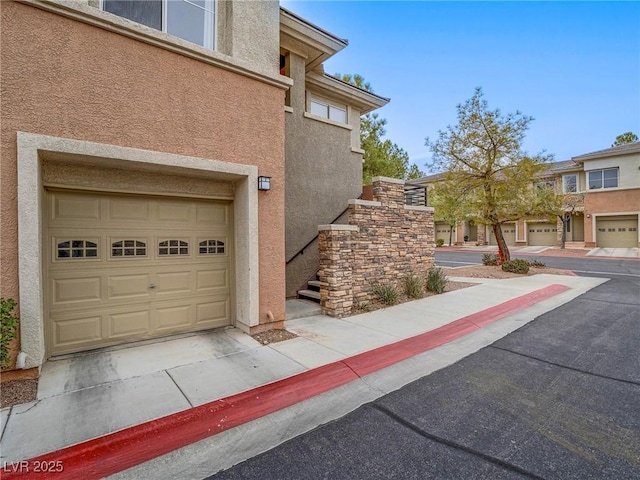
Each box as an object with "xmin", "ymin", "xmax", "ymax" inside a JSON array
[
  {"xmin": 489, "ymin": 224, "xmax": 516, "ymax": 246},
  {"xmin": 435, "ymin": 222, "xmax": 454, "ymax": 245},
  {"xmin": 527, "ymin": 223, "xmax": 557, "ymax": 246},
  {"xmin": 46, "ymin": 190, "xmax": 232, "ymax": 356},
  {"xmin": 596, "ymin": 215, "xmax": 639, "ymax": 247}
]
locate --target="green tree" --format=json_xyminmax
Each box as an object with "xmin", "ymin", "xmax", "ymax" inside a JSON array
[
  {"xmin": 612, "ymin": 131, "xmax": 638, "ymax": 146},
  {"xmin": 428, "ymin": 180, "xmax": 470, "ymax": 245},
  {"xmin": 336, "ymin": 73, "xmax": 424, "ymax": 184},
  {"xmin": 426, "ymin": 88, "xmax": 553, "ymax": 262}
]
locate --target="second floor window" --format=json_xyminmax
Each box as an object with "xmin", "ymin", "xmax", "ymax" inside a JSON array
[
  {"xmin": 309, "ymin": 97, "xmax": 347, "ymax": 124},
  {"xmin": 588, "ymin": 168, "xmax": 618, "ymax": 190},
  {"xmin": 535, "ymin": 180, "xmax": 555, "ymax": 192},
  {"xmin": 563, "ymin": 174, "xmax": 577, "ymax": 193},
  {"xmin": 102, "ymin": 0, "xmax": 215, "ymax": 50}
]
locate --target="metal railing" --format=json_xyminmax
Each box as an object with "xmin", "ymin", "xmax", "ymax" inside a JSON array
[{"xmin": 404, "ymin": 182, "xmax": 427, "ymax": 206}]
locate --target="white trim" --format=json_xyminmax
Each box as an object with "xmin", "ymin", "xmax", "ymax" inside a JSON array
[
  {"xmin": 17, "ymin": 132, "xmax": 260, "ymax": 368},
  {"xmin": 404, "ymin": 205, "xmax": 434, "ymax": 212},
  {"xmin": 318, "ymin": 224, "xmax": 359, "ymax": 232},
  {"xmin": 348, "ymin": 199, "xmax": 382, "ymax": 207},
  {"xmin": 303, "ymin": 112, "xmax": 352, "ymax": 131}
]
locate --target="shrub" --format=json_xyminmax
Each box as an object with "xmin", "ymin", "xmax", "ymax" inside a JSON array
[
  {"xmin": 353, "ymin": 300, "xmax": 372, "ymax": 313},
  {"xmin": 435, "ymin": 238, "xmax": 445, "ymax": 247},
  {"xmin": 403, "ymin": 274, "xmax": 424, "ymax": 299},
  {"xmin": 372, "ymin": 283, "xmax": 400, "ymax": 306},
  {"xmin": 527, "ymin": 258, "xmax": 546, "ymax": 268},
  {"xmin": 482, "ymin": 253, "xmax": 499, "ymax": 266},
  {"xmin": 426, "ymin": 268, "xmax": 448, "ymax": 294},
  {"xmin": 501, "ymin": 259, "xmax": 530, "ymax": 274},
  {"xmin": 1, "ymin": 298, "xmax": 19, "ymax": 371}
]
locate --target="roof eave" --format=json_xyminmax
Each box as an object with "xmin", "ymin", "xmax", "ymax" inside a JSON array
[{"xmin": 306, "ymin": 72, "xmax": 389, "ymax": 113}]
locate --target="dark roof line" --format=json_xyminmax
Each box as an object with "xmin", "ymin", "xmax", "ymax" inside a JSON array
[
  {"xmin": 280, "ymin": 7, "xmax": 348, "ymax": 46},
  {"xmin": 572, "ymin": 142, "xmax": 640, "ymax": 161},
  {"xmin": 324, "ymin": 74, "xmax": 391, "ymax": 103}
]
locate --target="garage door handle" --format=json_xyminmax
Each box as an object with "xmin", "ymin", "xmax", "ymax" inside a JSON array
[{"xmin": 149, "ymin": 283, "xmax": 157, "ymax": 289}]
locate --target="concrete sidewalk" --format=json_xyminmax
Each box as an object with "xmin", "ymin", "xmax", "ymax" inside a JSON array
[
  {"xmin": 0, "ymin": 274, "xmax": 606, "ymax": 479},
  {"xmin": 439, "ymin": 245, "xmax": 639, "ymax": 258}
]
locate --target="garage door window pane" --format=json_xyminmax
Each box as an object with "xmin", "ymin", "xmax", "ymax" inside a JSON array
[
  {"xmin": 58, "ymin": 240, "xmax": 98, "ymax": 259},
  {"xmin": 112, "ymin": 240, "xmax": 147, "ymax": 257},
  {"xmin": 199, "ymin": 239, "xmax": 225, "ymax": 254},
  {"xmin": 159, "ymin": 240, "xmax": 189, "ymax": 256}
]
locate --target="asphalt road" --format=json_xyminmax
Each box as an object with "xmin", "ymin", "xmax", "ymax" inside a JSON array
[
  {"xmin": 435, "ymin": 250, "xmax": 640, "ymax": 280},
  {"xmin": 208, "ymin": 269, "xmax": 640, "ymax": 479}
]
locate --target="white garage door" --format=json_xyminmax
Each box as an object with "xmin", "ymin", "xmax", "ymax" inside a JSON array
[
  {"xmin": 527, "ymin": 223, "xmax": 557, "ymax": 246},
  {"xmin": 489, "ymin": 224, "xmax": 516, "ymax": 246},
  {"xmin": 435, "ymin": 222, "xmax": 454, "ymax": 245},
  {"xmin": 46, "ymin": 190, "xmax": 232, "ymax": 356},
  {"xmin": 596, "ymin": 216, "xmax": 639, "ymax": 247}
]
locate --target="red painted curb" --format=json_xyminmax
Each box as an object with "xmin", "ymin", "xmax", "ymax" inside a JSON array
[{"xmin": 3, "ymin": 284, "xmax": 570, "ymax": 480}]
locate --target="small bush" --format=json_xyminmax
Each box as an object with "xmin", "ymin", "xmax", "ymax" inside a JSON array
[
  {"xmin": 435, "ymin": 238, "xmax": 445, "ymax": 247},
  {"xmin": 426, "ymin": 268, "xmax": 448, "ymax": 294},
  {"xmin": 527, "ymin": 258, "xmax": 546, "ymax": 268},
  {"xmin": 501, "ymin": 259, "xmax": 530, "ymax": 274},
  {"xmin": 482, "ymin": 253, "xmax": 499, "ymax": 266},
  {"xmin": 1, "ymin": 298, "xmax": 19, "ymax": 371},
  {"xmin": 372, "ymin": 283, "xmax": 400, "ymax": 306},
  {"xmin": 403, "ymin": 274, "xmax": 424, "ymax": 299},
  {"xmin": 353, "ymin": 300, "xmax": 372, "ymax": 313}
]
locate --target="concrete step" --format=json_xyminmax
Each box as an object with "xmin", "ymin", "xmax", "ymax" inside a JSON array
[
  {"xmin": 298, "ymin": 289, "xmax": 320, "ymax": 302},
  {"xmin": 285, "ymin": 299, "xmax": 322, "ymax": 320},
  {"xmin": 307, "ymin": 280, "xmax": 321, "ymax": 290}
]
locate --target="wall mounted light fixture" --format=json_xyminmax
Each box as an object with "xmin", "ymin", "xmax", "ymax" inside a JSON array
[{"xmin": 258, "ymin": 176, "xmax": 271, "ymax": 191}]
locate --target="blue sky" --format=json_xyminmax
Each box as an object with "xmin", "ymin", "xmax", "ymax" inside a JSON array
[{"xmin": 281, "ymin": 1, "xmax": 640, "ymax": 173}]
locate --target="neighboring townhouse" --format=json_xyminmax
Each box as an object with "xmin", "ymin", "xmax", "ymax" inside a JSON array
[
  {"xmin": 418, "ymin": 142, "xmax": 640, "ymax": 248},
  {"xmin": 280, "ymin": 8, "xmax": 389, "ymax": 298},
  {"xmin": 0, "ymin": 0, "xmax": 291, "ymax": 377},
  {"xmin": 572, "ymin": 142, "xmax": 640, "ymax": 248}
]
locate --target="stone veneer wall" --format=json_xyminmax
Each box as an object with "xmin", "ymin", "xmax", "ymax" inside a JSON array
[{"xmin": 318, "ymin": 177, "xmax": 435, "ymax": 317}]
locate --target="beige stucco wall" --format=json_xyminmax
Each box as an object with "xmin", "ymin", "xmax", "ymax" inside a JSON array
[
  {"xmin": 0, "ymin": 1, "xmax": 286, "ymax": 364},
  {"xmin": 284, "ymin": 53, "xmax": 363, "ymax": 297},
  {"xmin": 582, "ymin": 153, "xmax": 640, "ymax": 189}
]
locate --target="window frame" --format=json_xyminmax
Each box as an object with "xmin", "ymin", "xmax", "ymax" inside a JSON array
[
  {"xmin": 588, "ymin": 168, "xmax": 619, "ymax": 191},
  {"xmin": 562, "ymin": 174, "xmax": 578, "ymax": 193},
  {"xmin": 101, "ymin": 0, "xmax": 216, "ymax": 51},
  {"xmin": 308, "ymin": 95, "xmax": 348, "ymax": 124}
]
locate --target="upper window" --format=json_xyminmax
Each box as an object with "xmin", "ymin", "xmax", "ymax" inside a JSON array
[
  {"xmin": 102, "ymin": 0, "xmax": 215, "ymax": 50},
  {"xmin": 309, "ymin": 97, "xmax": 347, "ymax": 124},
  {"xmin": 535, "ymin": 180, "xmax": 555, "ymax": 192},
  {"xmin": 588, "ymin": 168, "xmax": 618, "ymax": 190},
  {"xmin": 562, "ymin": 174, "xmax": 577, "ymax": 193}
]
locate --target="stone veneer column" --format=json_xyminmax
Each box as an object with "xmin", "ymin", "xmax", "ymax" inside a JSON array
[
  {"xmin": 372, "ymin": 176, "xmax": 405, "ymax": 206},
  {"xmin": 317, "ymin": 225, "xmax": 358, "ymax": 318}
]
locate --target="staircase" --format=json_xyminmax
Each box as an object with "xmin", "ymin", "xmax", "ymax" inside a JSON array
[{"xmin": 298, "ymin": 276, "xmax": 321, "ymax": 303}]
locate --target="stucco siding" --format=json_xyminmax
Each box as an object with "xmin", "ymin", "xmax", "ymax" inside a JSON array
[
  {"xmin": 582, "ymin": 153, "xmax": 640, "ymax": 190},
  {"xmin": 0, "ymin": 2, "xmax": 286, "ymax": 331},
  {"xmin": 284, "ymin": 54, "xmax": 363, "ymax": 296}
]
